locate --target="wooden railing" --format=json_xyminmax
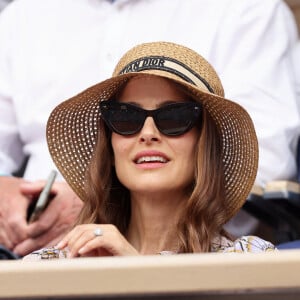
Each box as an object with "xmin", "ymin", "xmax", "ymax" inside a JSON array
[{"xmin": 0, "ymin": 250, "xmax": 300, "ymax": 299}]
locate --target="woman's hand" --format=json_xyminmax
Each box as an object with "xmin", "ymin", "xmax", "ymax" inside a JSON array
[{"xmin": 56, "ymin": 224, "xmax": 139, "ymax": 258}]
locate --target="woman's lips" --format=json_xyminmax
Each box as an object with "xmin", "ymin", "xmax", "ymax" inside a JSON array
[
  {"xmin": 136, "ymin": 155, "xmax": 168, "ymax": 164},
  {"xmin": 133, "ymin": 151, "xmax": 170, "ymax": 169}
]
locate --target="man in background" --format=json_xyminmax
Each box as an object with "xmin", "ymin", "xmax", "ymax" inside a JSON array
[{"xmin": 0, "ymin": 0, "xmax": 11, "ymax": 12}]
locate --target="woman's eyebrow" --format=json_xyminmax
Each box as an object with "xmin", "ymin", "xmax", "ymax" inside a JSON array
[
  {"xmin": 158, "ymin": 100, "xmax": 177, "ymax": 107},
  {"xmin": 157, "ymin": 99, "xmax": 194, "ymax": 108},
  {"xmin": 121, "ymin": 100, "xmax": 184, "ymax": 108}
]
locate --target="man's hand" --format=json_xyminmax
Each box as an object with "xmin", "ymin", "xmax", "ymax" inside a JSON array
[
  {"xmin": 13, "ymin": 181, "xmax": 83, "ymax": 256},
  {"xmin": 0, "ymin": 176, "xmax": 30, "ymax": 250}
]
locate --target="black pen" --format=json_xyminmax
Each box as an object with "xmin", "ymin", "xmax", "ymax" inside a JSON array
[{"xmin": 28, "ymin": 170, "xmax": 57, "ymax": 223}]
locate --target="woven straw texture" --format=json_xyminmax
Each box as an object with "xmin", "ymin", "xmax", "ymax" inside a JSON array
[{"xmin": 47, "ymin": 41, "xmax": 258, "ymax": 222}]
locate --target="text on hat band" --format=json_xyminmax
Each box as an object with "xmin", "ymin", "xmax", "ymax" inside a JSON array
[{"xmin": 118, "ymin": 56, "xmax": 214, "ymax": 93}]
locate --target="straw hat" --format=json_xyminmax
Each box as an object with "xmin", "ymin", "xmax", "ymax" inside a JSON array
[{"xmin": 47, "ymin": 41, "xmax": 258, "ymax": 222}]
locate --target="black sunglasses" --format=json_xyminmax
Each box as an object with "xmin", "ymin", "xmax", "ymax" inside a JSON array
[{"xmin": 99, "ymin": 100, "xmax": 202, "ymax": 136}]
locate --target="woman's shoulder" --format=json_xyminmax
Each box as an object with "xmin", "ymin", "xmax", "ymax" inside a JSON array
[
  {"xmin": 22, "ymin": 247, "xmax": 69, "ymax": 261},
  {"xmin": 211, "ymin": 235, "xmax": 276, "ymax": 253}
]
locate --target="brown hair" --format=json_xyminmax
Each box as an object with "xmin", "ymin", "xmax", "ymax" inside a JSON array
[
  {"xmin": 77, "ymin": 103, "xmax": 229, "ymax": 253},
  {"xmin": 177, "ymin": 108, "xmax": 229, "ymax": 252}
]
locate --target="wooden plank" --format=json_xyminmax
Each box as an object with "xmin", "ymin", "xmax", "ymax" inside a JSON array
[{"xmin": 0, "ymin": 250, "xmax": 300, "ymax": 298}]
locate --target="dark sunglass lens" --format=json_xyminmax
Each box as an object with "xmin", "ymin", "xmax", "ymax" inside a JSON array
[
  {"xmin": 102, "ymin": 103, "xmax": 145, "ymax": 135},
  {"xmin": 156, "ymin": 104, "xmax": 201, "ymax": 136}
]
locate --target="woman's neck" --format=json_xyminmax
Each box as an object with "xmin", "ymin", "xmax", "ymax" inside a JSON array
[{"xmin": 126, "ymin": 192, "xmax": 186, "ymax": 255}]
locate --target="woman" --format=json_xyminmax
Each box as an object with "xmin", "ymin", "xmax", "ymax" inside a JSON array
[{"xmin": 26, "ymin": 42, "xmax": 275, "ymax": 259}]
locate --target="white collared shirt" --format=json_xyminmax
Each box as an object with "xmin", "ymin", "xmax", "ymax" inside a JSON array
[{"xmin": 0, "ymin": 0, "xmax": 299, "ymax": 185}]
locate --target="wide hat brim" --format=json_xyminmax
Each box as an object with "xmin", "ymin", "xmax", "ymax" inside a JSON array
[{"xmin": 47, "ymin": 42, "xmax": 258, "ymax": 223}]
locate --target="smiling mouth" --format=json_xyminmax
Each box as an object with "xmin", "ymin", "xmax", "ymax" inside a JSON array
[{"xmin": 135, "ymin": 156, "xmax": 168, "ymax": 164}]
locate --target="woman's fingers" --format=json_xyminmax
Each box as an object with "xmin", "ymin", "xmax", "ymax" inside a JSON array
[
  {"xmin": 68, "ymin": 228, "xmax": 97, "ymax": 257},
  {"xmin": 56, "ymin": 224, "xmax": 89, "ymax": 250},
  {"xmin": 57, "ymin": 224, "xmax": 139, "ymax": 257}
]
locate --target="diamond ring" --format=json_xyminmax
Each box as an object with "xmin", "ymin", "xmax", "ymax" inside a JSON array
[{"xmin": 93, "ymin": 228, "xmax": 103, "ymax": 237}]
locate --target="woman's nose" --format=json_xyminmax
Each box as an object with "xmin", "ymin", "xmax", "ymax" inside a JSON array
[{"xmin": 139, "ymin": 117, "xmax": 161, "ymax": 143}]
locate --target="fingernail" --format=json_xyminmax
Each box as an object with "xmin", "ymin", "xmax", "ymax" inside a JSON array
[
  {"xmin": 55, "ymin": 241, "xmax": 64, "ymax": 249},
  {"xmin": 78, "ymin": 247, "xmax": 85, "ymax": 254}
]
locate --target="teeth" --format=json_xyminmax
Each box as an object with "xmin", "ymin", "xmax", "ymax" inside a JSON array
[{"xmin": 136, "ymin": 156, "xmax": 167, "ymax": 164}]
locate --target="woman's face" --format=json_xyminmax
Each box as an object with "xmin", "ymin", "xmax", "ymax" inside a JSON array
[{"xmin": 111, "ymin": 76, "xmax": 199, "ymax": 196}]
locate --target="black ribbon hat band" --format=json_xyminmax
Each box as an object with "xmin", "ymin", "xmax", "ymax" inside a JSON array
[{"xmin": 119, "ymin": 56, "xmax": 215, "ymax": 94}]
